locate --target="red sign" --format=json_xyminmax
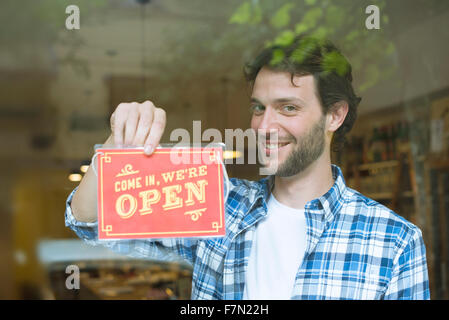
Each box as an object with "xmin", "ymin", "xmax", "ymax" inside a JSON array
[{"xmin": 96, "ymin": 147, "xmax": 225, "ymax": 240}]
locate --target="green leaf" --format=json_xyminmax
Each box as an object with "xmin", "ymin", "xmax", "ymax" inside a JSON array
[
  {"xmin": 322, "ymin": 51, "xmax": 350, "ymax": 76},
  {"xmin": 295, "ymin": 22, "xmax": 309, "ymax": 35},
  {"xmin": 311, "ymin": 26, "xmax": 328, "ymax": 40},
  {"xmin": 305, "ymin": 0, "xmax": 316, "ymax": 6},
  {"xmin": 229, "ymin": 2, "xmax": 252, "ymax": 24},
  {"xmin": 290, "ymin": 37, "xmax": 320, "ymax": 64},
  {"xmin": 273, "ymin": 30, "xmax": 295, "ymax": 47},
  {"xmin": 301, "ymin": 7, "xmax": 323, "ymax": 30},
  {"xmin": 291, "ymin": 48, "xmax": 307, "ymax": 64},
  {"xmin": 270, "ymin": 48, "xmax": 285, "ymax": 66},
  {"xmin": 229, "ymin": 1, "xmax": 262, "ymax": 25},
  {"xmin": 270, "ymin": 3, "xmax": 295, "ymax": 29}
]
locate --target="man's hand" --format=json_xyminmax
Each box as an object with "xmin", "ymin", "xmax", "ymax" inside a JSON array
[
  {"xmin": 70, "ymin": 100, "xmax": 166, "ymax": 223},
  {"xmin": 110, "ymin": 101, "xmax": 166, "ymax": 155}
]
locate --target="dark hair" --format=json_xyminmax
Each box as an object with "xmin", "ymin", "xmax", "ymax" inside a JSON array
[{"xmin": 244, "ymin": 34, "xmax": 362, "ymax": 152}]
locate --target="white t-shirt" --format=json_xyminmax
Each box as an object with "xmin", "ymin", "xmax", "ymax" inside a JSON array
[{"xmin": 243, "ymin": 194, "xmax": 307, "ymax": 300}]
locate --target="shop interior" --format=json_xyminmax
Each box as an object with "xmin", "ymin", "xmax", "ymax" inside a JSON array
[{"xmin": 1, "ymin": 0, "xmax": 448, "ymax": 299}]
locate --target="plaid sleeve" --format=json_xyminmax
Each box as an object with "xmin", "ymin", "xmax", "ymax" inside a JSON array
[
  {"xmin": 383, "ymin": 227, "xmax": 430, "ymax": 300},
  {"xmin": 64, "ymin": 187, "xmax": 198, "ymax": 266}
]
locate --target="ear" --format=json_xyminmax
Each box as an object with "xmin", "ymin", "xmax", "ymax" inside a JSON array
[{"xmin": 326, "ymin": 101, "xmax": 349, "ymax": 133}]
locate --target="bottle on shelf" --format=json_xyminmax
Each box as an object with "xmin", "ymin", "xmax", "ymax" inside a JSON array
[
  {"xmin": 397, "ymin": 120, "xmax": 410, "ymax": 154},
  {"xmin": 390, "ymin": 122, "xmax": 398, "ymax": 160},
  {"xmin": 371, "ymin": 127, "xmax": 382, "ymax": 163},
  {"xmin": 380, "ymin": 125, "xmax": 389, "ymax": 161}
]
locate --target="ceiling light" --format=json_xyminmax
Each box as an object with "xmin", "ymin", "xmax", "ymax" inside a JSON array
[
  {"xmin": 69, "ymin": 170, "xmax": 83, "ymax": 182},
  {"xmin": 80, "ymin": 160, "xmax": 91, "ymax": 173},
  {"xmin": 223, "ymin": 150, "xmax": 243, "ymax": 159},
  {"xmin": 80, "ymin": 165, "xmax": 89, "ymax": 173}
]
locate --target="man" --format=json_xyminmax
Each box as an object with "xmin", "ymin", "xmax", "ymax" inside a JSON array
[{"xmin": 66, "ymin": 35, "xmax": 430, "ymax": 299}]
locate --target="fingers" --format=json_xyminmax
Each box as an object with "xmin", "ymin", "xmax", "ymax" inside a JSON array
[
  {"xmin": 144, "ymin": 107, "xmax": 166, "ymax": 155},
  {"xmin": 110, "ymin": 101, "xmax": 165, "ymax": 154},
  {"xmin": 133, "ymin": 102, "xmax": 154, "ymax": 147},
  {"xmin": 123, "ymin": 104, "xmax": 139, "ymax": 146},
  {"xmin": 113, "ymin": 104, "xmax": 127, "ymax": 147}
]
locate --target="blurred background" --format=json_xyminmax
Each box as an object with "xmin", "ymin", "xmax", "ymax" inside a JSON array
[{"xmin": 0, "ymin": 0, "xmax": 448, "ymax": 299}]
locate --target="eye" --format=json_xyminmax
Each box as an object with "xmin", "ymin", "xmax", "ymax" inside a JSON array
[
  {"xmin": 281, "ymin": 105, "xmax": 297, "ymax": 113},
  {"xmin": 250, "ymin": 104, "xmax": 265, "ymax": 115}
]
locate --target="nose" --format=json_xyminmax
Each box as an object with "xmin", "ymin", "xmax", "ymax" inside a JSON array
[{"xmin": 254, "ymin": 107, "xmax": 280, "ymax": 137}]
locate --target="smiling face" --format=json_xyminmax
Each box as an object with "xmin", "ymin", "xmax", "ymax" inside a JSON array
[{"xmin": 250, "ymin": 67, "xmax": 330, "ymax": 177}]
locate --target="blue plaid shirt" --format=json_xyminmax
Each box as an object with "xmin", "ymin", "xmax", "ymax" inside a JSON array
[{"xmin": 65, "ymin": 165, "xmax": 430, "ymax": 300}]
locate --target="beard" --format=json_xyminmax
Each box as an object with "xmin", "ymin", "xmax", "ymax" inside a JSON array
[{"xmin": 260, "ymin": 116, "xmax": 326, "ymax": 177}]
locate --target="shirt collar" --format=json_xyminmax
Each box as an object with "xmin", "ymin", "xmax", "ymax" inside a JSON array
[
  {"xmin": 263, "ymin": 164, "xmax": 346, "ymax": 219},
  {"xmin": 239, "ymin": 164, "xmax": 347, "ymax": 230},
  {"xmin": 305, "ymin": 164, "xmax": 347, "ymax": 224}
]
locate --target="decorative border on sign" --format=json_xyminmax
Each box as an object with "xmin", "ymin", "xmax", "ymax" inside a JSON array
[
  {"xmin": 116, "ymin": 164, "xmax": 139, "ymax": 177},
  {"xmin": 184, "ymin": 208, "xmax": 207, "ymax": 221},
  {"xmin": 98, "ymin": 148, "xmax": 224, "ymax": 238}
]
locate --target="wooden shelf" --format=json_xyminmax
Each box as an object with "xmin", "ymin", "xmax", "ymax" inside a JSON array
[
  {"xmin": 351, "ymin": 151, "xmax": 416, "ymax": 213},
  {"xmin": 365, "ymin": 191, "xmax": 414, "ymax": 200},
  {"xmin": 427, "ymin": 159, "xmax": 449, "ymax": 170},
  {"xmin": 358, "ymin": 160, "xmax": 399, "ymax": 171}
]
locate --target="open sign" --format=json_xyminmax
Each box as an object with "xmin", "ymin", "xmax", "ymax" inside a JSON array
[{"xmin": 96, "ymin": 147, "xmax": 225, "ymax": 240}]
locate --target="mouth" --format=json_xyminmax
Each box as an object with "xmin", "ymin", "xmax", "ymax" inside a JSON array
[{"xmin": 261, "ymin": 141, "xmax": 292, "ymax": 155}]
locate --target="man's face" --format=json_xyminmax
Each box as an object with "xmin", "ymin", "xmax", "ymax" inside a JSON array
[{"xmin": 250, "ymin": 67, "xmax": 328, "ymax": 177}]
